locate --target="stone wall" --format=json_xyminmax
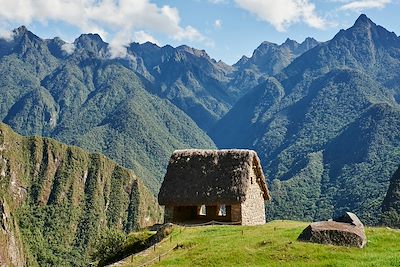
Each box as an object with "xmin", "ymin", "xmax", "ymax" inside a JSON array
[{"xmin": 240, "ymin": 169, "xmax": 266, "ymax": 225}]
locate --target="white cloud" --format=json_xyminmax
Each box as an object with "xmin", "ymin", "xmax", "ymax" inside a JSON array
[
  {"xmin": 108, "ymin": 30, "xmax": 132, "ymax": 59},
  {"xmin": 0, "ymin": 0, "xmax": 208, "ymax": 58},
  {"xmin": 209, "ymin": 0, "xmax": 228, "ymax": 4},
  {"xmin": 340, "ymin": 0, "xmax": 391, "ymax": 11},
  {"xmin": 234, "ymin": 0, "xmax": 326, "ymax": 31},
  {"xmin": 0, "ymin": 29, "xmax": 13, "ymax": 41},
  {"xmin": 61, "ymin": 43, "xmax": 76, "ymax": 55},
  {"xmin": 214, "ymin": 19, "xmax": 222, "ymax": 29},
  {"xmin": 134, "ymin": 31, "xmax": 159, "ymax": 45},
  {"xmin": 173, "ymin": 25, "xmax": 204, "ymax": 42}
]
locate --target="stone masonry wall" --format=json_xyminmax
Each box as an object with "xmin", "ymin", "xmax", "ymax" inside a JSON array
[{"xmin": 240, "ymin": 169, "xmax": 266, "ymax": 225}]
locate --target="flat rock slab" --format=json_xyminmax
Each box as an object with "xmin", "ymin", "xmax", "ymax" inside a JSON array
[
  {"xmin": 334, "ymin": 212, "xmax": 364, "ymax": 227},
  {"xmin": 298, "ymin": 218, "xmax": 367, "ymax": 248}
]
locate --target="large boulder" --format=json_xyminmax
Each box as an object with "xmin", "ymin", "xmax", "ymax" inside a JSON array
[
  {"xmin": 334, "ymin": 212, "xmax": 364, "ymax": 227},
  {"xmin": 298, "ymin": 212, "xmax": 367, "ymax": 248}
]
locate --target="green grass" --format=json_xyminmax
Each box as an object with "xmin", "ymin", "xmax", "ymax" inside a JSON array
[{"xmin": 122, "ymin": 221, "xmax": 400, "ymax": 267}]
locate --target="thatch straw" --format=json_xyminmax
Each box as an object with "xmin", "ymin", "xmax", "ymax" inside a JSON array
[{"xmin": 158, "ymin": 149, "xmax": 270, "ymax": 206}]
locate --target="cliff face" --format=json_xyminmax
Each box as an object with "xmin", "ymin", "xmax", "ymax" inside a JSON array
[
  {"xmin": 0, "ymin": 123, "xmax": 162, "ymax": 266},
  {"xmin": 381, "ymin": 166, "xmax": 400, "ymax": 228},
  {"xmin": 0, "ymin": 198, "xmax": 25, "ymax": 267}
]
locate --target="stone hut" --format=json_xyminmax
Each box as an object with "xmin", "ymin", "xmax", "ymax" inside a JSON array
[{"xmin": 158, "ymin": 149, "xmax": 271, "ymax": 226}]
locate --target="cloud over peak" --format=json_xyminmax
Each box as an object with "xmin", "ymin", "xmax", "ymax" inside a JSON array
[
  {"xmin": 339, "ymin": 0, "xmax": 391, "ymax": 11},
  {"xmin": 234, "ymin": 0, "xmax": 326, "ymax": 31},
  {"xmin": 61, "ymin": 43, "xmax": 76, "ymax": 55},
  {"xmin": 0, "ymin": 0, "xmax": 207, "ymax": 58}
]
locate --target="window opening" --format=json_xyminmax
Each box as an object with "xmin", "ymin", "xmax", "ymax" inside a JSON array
[
  {"xmin": 218, "ymin": 204, "xmax": 226, "ymax": 216},
  {"xmin": 199, "ymin": 205, "xmax": 206, "ymax": 216}
]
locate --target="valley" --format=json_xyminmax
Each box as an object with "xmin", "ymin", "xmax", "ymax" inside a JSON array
[{"xmin": 0, "ymin": 13, "xmax": 400, "ymax": 266}]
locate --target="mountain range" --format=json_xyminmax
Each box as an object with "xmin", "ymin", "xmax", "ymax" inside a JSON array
[
  {"xmin": 127, "ymin": 37, "xmax": 318, "ymax": 131},
  {"xmin": 0, "ymin": 13, "xmax": 400, "ymax": 229},
  {"xmin": 211, "ymin": 14, "xmax": 400, "ymax": 224},
  {"xmin": 0, "ymin": 26, "xmax": 215, "ymax": 192}
]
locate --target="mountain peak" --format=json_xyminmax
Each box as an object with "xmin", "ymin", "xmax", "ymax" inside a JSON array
[
  {"xmin": 283, "ymin": 38, "xmax": 298, "ymax": 46},
  {"xmin": 234, "ymin": 55, "xmax": 250, "ymax": 67},
  {"xmin": 74, "ymin": 33, "xmax": 107, "ymax": 55},
  {"xmin": 176, "ymin": 45, "xmax": 209, "ymax": 58},
  {"xmin": 330, "ymin": 13, "xmax": 400, "ymax": 49},
  {"xmin": 12, "ymin": 25, "xmax": 41, "ymax": 41},
  {"xmin": 75, "ymin": 33, "xmax": 104, "ymax": 45},
  {"xmin": 11, "ymin": 25, "xmax": 42, "ymax": 46},
  {"xmin": 353, "ymin": 14, "xmax": 373, "ymax": 27},
  {"xmin": 303, "ymin": 37, "xmax": 318, "ymax": 45},
  {"xmin": 253, "ymin": 41, "xmax": 277, "ymax": 56},
  {"xmin": 260, "ymin": 41, "xmax": 276, "ymax": 47},
  {"xmin": 13, "ymin": 25, "xmax": 28, "ymax": 36},
  {"xmin": 142, "ymin": 41, "xmax": 159, "ymax": 47}
]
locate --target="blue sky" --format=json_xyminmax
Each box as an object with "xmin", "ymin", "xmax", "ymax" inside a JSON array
[{"xmin": 0, "ymin": 0, "xmax": 399, "ymax": 63}]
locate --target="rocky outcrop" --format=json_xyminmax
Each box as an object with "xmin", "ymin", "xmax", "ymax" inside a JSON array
[
  {"xmin": 298, "ymin": 212, "xmax": 367, "ymax": 248},
  {"xmin": 334, "ymin": 212, "xmax": 364, "ymax": 227},
  {"xmin": 0, "ymin": 199, "xmax": 25, "ymax": 267},
  {"xmin": 381, "ymin": 166, "xmax": 400, "ymax": 228}
]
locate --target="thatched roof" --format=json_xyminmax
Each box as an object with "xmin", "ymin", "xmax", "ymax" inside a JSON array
[{"xmin": 158, "ymin": 149, "xmax": 270, "ymax": 206}]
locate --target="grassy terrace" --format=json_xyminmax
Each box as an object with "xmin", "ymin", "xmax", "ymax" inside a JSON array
[{"xmin": 121, "ymin": 221, "xmax": 400, "ymax": 267}]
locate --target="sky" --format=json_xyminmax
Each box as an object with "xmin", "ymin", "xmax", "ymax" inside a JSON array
[{"xmin": 0, "ymin": 0, "xmax": 399, "ymax": 64}]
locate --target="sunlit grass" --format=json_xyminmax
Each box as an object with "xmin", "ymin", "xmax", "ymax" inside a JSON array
[{"xmin": 122, "ymin": 220, "xmax": 400, "ymax": 267}]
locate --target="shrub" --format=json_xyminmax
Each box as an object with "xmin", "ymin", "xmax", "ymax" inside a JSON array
[{"xmin": 92, "ymin": 228, "xmax": 126, "ymax": 262}]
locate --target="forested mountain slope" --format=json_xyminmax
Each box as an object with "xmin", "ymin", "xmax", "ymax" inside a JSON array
[
  {"xmin": 127, "ymin": 38, "xmax": 317, "ymax": 131},
  {"xmin": 211, "ymin": 14, "xmax": 400, "ymax": 224},
  {"xmin": 382, "ymin": 166, "xmax": 400, "ymax": 227},
  {"xmin": 0, "ymin": 26, "xmax": 215, "ymax": 192},
  {"xmin": 231, "ymin": 37, "xmax": 319, "ymax": 94},
  {"xmin": 0, "ymin": 24, "xmax": 317, "ymax": 190},
  {"xmin": 0, "ymin": 123, "xmax": 162, "ymax": 266}
]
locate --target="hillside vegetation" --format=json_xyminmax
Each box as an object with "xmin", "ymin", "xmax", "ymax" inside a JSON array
[
  {"xmin": 0, "ymin": 25, "xmax": 318, "ymax": 192},
  {"xmin": 1, "ymin": 14, "xmax": 400, "ymax": 227},
  {"xmin": 0, "ymin": 27, "xmax": 215, "ymax": 192},
  {"xmin": 121, "ymin": 221, "xmax": 400, "ymax": 267},
  {"xmin": 211, "ymin": 15, "xmax": 400, "ymax": 224},
  {"xmin": 382, "ymin": 166, "xmax": 400, "ymax": 227},
  {"xmin": 0, "ymin": 123, "xmax": 162, "ymax": 266}
]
